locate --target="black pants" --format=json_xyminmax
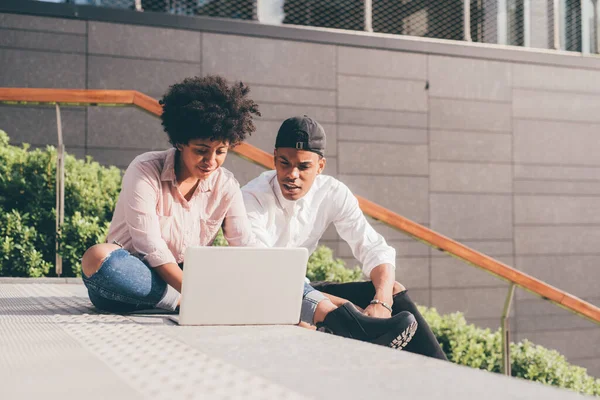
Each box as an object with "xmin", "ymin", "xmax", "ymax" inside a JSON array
[{"xmin": 312, "ymin": 281, "xmax": 448, "ymax": 361}]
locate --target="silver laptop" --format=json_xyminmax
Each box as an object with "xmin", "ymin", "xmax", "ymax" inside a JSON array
[{"xmin": 175, "ymin": 247, "xmax": 308, "ymax": 326}]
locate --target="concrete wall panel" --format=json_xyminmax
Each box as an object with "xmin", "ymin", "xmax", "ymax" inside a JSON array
[
  {"xmin": 513, "ymin": 63, "xmax": 600, "ymax": 93},
  {"xmin": 430, "ymin": 130, "xmax": 512, "ymax": 163},
  {"xmin": 514, "ymin": 119, "xmax": 600, "ymax": 166},
  {"xmin": 0, "ymin": 28, "xmax": 86, "ymax": 53},
  {"xmin": 430, "ymin": 98, "xmax": 511, "ymax": 132},
  {"xmin": 88, "ymin": 21, "xmax": 201, "ymax": 62},
  {"xmin": 430, "ymin": 162, "xmax": 512, "ymax": 193},
  {"xmin": 515, "ymin": 226, "xmax": 600, "ymax": 255},
  {"xmin": 0, "ymin": 13, "xmax": 86, "ymax": 33},
  {"xmin": 338, "ymin": 75, "xmax": 428, "ymax": 111},
  {"xmin": 87, "ymin": 107, "xmax": 168, "ymax": 149},
  {"xmin": 338, "ymin": 47, "xmax": 427, "ymax": 80},
  {"xmin": 0, "ymin": 105, "xmax": 85, "ymax": 147},
  {"xmin": 513, "ymin": 89, "xmax": 600, "ymax": 122},
  {"xmin": 251, "ymin": 85, "xmax": 336, "ymax": 107},
  {"xmin": 340, "ymin": 175, "xmax": 429, "ymax": 224},
  {"xmin": 430, "ymin": 194, "xmax": 513, "ymax": 240},
  {"xmin": 429, "ymin": 56, "xmax": 511, "ymax": 101},
  {"xmin": 203, "ymin": 33, "xmax": 336, "ymax": 89},
  {"xmin": 0, "ymin": 48, "xmax": 85, "ymax": 88},
  {"xmin": 87, "ymin": 55, "xmax": 200, "ymax": 97},
  {"xmin": 338, "ymin": 142, "xmax": 428, "ymax": 175},
  {"xmin": 515, "ymin": 195, "xmax": 600, "ymax": 225},
  {"xmin": 337, "ymin": 108, "xmax": 427, "ymax": 129},
  {"xmin": 339, "ymin": 125, "xmax": 427, "ymax": 144}
]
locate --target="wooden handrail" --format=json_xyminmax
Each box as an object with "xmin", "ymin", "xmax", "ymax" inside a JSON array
[{"xmin": 1, "ymin": 88, "xmax": 598, "ymax": 324}]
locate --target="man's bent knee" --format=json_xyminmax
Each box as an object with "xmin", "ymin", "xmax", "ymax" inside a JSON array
[
  {"xmin": 393, "ymin": 281, "xmax": 406, "ymax": 295},
  {"xmin": 81, "ymin": 243, "xmax": 121, "ymax": 278}
]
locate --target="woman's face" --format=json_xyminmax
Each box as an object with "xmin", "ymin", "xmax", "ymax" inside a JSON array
[{"xmin": 176, "ymin": 138, "xmax": 229, "ymax": 181}]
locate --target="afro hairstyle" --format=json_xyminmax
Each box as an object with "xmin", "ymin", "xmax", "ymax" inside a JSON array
[{"xmin": 159, "ymin": 75, "xmax": 261, "ymax": 146}]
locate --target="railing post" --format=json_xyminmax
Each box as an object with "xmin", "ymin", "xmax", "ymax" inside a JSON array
[
  {"xmin": 524, "ymin": 0, "xmax": 531, "ymax": 47},
  {"xmin": 593, "ymin": 0, "xmax": 599, "ymax": 53},
  {"xmin": 464, "ymin": 0, "xmax": 472, "ymax": 41},
  {"xmin": 55, "ymin": 104, "xmax": 65, "ymax": 277},
  {"xmin": 134, "ymin": 0, "xmax": 142, "ymax": 11},
  {"xmin": 501, "ymin": 283, "xmax": 516, "ymax": 376},
  {"xmin": 364, "ymin": 0, "xmax": 373, "ymax": 32},
  {"xmin": 553, "ymin": 0, "xmax": 561, "ymax": 49},
  {"xmin": 497, "ymin": 0, "xmax": 508, "ymax": 44}
]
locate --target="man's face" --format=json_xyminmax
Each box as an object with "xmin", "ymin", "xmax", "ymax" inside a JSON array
[{"xmin": 274, "ymin": 148, "xmax": 326, "ymax": 201}]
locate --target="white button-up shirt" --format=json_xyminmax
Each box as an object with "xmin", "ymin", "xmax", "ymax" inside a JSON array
[{"xmin": 241, "ymin": 171, "xmax": 396, "ymax": 277}]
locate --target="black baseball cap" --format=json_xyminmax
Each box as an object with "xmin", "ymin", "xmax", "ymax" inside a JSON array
[{"xmin": 275, "ymin": 115, "xmax": 326, "ymax": 157}]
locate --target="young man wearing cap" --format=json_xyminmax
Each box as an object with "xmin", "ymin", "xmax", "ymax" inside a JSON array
[{"xmin": 242, "ymin": 116, "xmax": 447, "ymax": 360}]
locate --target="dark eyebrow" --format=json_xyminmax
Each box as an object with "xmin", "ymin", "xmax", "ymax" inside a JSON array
[
  {"xmin": 191, "ymin": 144, "xmax": 211, "ymax": 149},
  {"xmin": 279, "ymin": 155, "xmax": 290, "ymax": 162},
  {"xmin": 299, "ymin": 161, "xmax": 313, "ymax": 167}
]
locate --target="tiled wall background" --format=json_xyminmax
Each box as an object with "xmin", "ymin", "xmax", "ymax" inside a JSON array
[{"xmin": 1, "ymin": 12, "xmax": 599, "ymax": 376}]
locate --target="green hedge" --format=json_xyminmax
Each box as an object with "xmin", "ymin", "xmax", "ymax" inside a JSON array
[
  {"xmin": 0, "ymin": 130, "xmax": 120, "ymax": 277},
  {"xmin": 1, "ymin": 130, "xmax": 599, "ymax": 394}
]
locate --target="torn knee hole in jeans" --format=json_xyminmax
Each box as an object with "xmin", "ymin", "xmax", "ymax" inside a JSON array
[{"xmin": 84, "ymin": 243, "xmax": 123, "ymax": 278}]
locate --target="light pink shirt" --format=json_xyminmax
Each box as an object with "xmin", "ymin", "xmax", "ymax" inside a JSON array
[{"xmin": 106, "ymin": 148, "xmax": 254, "ymax": 267}]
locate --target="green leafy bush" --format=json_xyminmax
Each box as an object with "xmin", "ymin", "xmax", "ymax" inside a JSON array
[
  {"xmin": 306, "ymin": 245, "xmax": 362, "ymax": 283},
  {"xmin": 0, "ymin": 207, "xmax": 52, "ymax": 277},
  {"xmin": 420, "ymin": 306, "xmax": 600, "ymax": 396},
  {"xmin": 0, "ymin": 130, "xmax": 121, "ymax": 277}
]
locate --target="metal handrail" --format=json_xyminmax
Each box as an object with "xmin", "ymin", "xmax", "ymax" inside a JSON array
[{"xmin": 1, "ymin": 88, "xmax": 599, "ymax": 332}]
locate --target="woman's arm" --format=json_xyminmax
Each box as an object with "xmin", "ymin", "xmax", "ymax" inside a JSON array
[
  {"xmin": 222, "ymin": 187, "xmax": 263, "ymax": 247},
  {"xmin": 121, "ymin": 162, "xmax": 179, "ymax": 267},
  {"xmin": 155, "ymin": 262, "xmax": 184, "ymax": 293}
]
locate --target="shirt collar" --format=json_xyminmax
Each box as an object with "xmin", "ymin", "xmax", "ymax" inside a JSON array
[{"xmin": 160, "ymin": 148, "xmax": 215, "ymax": 192}]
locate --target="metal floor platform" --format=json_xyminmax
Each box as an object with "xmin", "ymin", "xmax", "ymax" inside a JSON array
[{"xmin": 0, "ymin": 280, "xmax": 590, "ymax": 399}]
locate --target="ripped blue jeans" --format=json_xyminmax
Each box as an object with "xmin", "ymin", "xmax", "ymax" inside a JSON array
[{"xmin": 83, "ymin": 247, "xmax": 327, "ymax": 324}]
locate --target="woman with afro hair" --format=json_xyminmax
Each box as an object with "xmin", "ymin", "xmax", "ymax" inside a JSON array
[{"xmin": 80, "ymin": 75, "xmax": 261, "ymax": 312}]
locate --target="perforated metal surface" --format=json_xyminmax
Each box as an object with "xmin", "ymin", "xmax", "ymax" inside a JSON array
[
  {"xmin": 55, "ymin": 313, "xmax": 307, "ymax": 399},
  {"xmin": 0, "ymin": 284, "xmax": 142, "ymax": 400},
  {"xmin": 0, "ymin": 282, "xmax": 589, "ymax": 400},
  {"xmin": 0, "ymin": 283, "xmax": 306, "ymax": 400}
]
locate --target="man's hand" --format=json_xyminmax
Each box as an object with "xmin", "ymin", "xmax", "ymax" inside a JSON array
[{"xmin": 363, "ymin": 302, "xmax": 392, "ymax": 318}]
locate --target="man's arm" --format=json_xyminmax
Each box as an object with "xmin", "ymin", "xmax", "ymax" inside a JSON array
[
  {"xmin": 365, "ymin": 263, "xmax": 395, "ymax": 317},
  {"xmin": 332, "ymin": 183, "xmax": 398, "ymax": 317}
]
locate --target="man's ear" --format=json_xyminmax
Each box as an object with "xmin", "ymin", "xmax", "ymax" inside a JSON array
[
  {"xmin": 176, "ymin": 143, "xmax": 184, "ymax": 152},
  {"xmin": 317, "ymin": 157, "xmax": 326, "ymax": 174}
]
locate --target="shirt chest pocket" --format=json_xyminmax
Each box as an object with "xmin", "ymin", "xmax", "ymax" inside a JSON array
[{"xmin": 200, "ymin": 218, "xmax": 223, "ymax": 245}]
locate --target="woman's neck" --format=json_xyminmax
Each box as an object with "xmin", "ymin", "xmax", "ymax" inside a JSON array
[{"xmin": 174, "ymin": 149, "xmax": 195, "ymax": 185}]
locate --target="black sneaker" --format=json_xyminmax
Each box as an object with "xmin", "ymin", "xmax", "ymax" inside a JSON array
[{"xmin": 317, "ymin": 303, "xmax": 418, "ymax": 349}]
